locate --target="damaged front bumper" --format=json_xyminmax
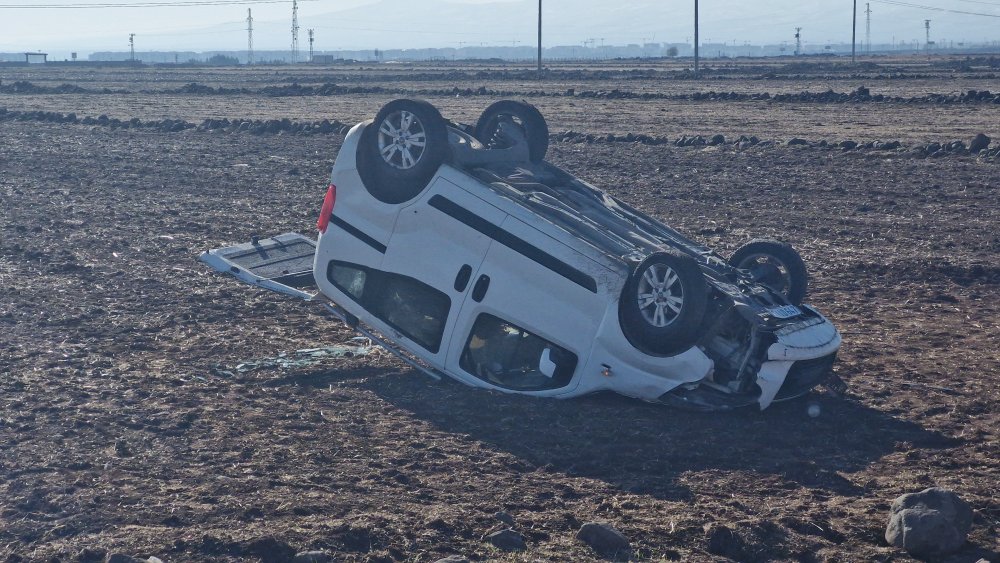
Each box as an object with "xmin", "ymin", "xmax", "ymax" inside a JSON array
[
  {"xmin": 659, "ymin": 311, "xmax": 842, "ymax": 411},
  {"xmin": 756, "ymin": 314, "xmax": 842, "ymax": 409}
]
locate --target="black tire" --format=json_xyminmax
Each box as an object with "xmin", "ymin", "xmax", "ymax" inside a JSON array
[
  {"xmin": 474, "ymin": 100, "xmax": 549, "ymax": 163},
  {"xmin": 619, "ymin": 250, "xmax": 708, "ymax": 356},
  {"xmin": 357, "ymin": 99, "xmax": 449, "ymax": 204},
  {"xmin": 729, "ymin": 239, "xmax": 808, "ymax": 305}
]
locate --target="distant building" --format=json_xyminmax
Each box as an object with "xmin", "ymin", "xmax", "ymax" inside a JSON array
[{"xmin": 24, "ymin": 52, "xmax": 48, "ymax": 64}]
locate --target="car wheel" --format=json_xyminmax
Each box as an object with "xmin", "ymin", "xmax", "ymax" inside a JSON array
[
  {"xmin": 474, "ymin": 100, "xmax": 549, "ymax": 163},
  {"xmin": 729, "ymin": 239, "xmax": 808, "ymax": 305},
  {"xmin": 620, "ymin": 250, "xmax": 708, "ymax": 356},
  {"xmin": 357, "ymin": 99, "xmax": 449, "ymax": 204}
]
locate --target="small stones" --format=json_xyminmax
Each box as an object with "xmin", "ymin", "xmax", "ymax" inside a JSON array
[
  {"xmin": 840, "ymin": 140, "xmax": 859, "ymax": 150},
  {"xmin": 576, "ymin": 522, "xmax": 631, "ymax": 555},
  {"xmin": 885, "ymin": 487, "xmax": 974, "ymax": 557},
  {"xmin": 708, "ymin": 134, "xmax": 726, "ymax": 146},
  {"xmin": 433, "ymin": 556, "xmax": 470, "ymax": 563},
  {"xmin": 787, "ymin": 138, "xmax": 809, "ymax": 146},
  {"xmin": 486, "ymin": 528, "xmax": 526, "ymax": 551}
]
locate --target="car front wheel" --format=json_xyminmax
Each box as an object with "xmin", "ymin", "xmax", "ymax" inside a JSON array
[
  {"xmin": 619, "ymin": 250, "xmax": 708, "ymax": 356},
  {"xmin": 474, "ymin": 100, "xmax": 549, "ymax": 163},
  {"xmin": 729, "ymin": 239, "xmax": 808, "ymax": 305}
]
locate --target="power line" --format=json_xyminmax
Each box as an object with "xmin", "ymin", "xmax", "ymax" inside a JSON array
[
  {"xmin": 869, "ymin": 0, "xmax": 1000, "ymax": 18},
  {"xmin": 0, "ymin": 0, "xmax": 312, "ymax": 8},
  {"xmin": 954, "ymin": 0, "xmax": 1000, "ymax": 6}
]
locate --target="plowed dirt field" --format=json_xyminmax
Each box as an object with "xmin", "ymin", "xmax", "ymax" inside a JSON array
[{"xmin": 1, "ymin": 58, "xmax": 998, "ymax": 562}]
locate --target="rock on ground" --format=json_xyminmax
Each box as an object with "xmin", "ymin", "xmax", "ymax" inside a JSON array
[
  {"xmin": 576, "ymin": 522, "xmax": 631, "ymax": 555},
  {"xmin": 704, "ymin": 524, "xmax": 747, "ymax": 560},
  {"xmin": 885, "ymin": 487, "xmax": 974, "ymax": 557},
  {"xmin": 433, "ymin": 556, "xmax": 471, "ymax": 563},
  {"xmin": 494, "ymin": 511, "xmax": 515, "ymax": 525},
  {"xmin": 486, "ymin": 528, "xmax": 526, "ymax": 551},
  {"xmin": 969, "ymin": 133, "xmax": 992, "ymax": 153},
  {"xmin": 242, "ymin": 537, "xmax": 297, "ymax": 563}
]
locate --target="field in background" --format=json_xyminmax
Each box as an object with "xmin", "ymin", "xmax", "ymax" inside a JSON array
[{"xmin": 1, "ymin": 56, "xmax": 998, "ymax": 562}]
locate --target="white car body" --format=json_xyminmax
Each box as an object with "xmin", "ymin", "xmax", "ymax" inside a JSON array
[
  {"xmin": 312, "ymin": 120, "xmax": 840, "ymax": 410},
  {"xmin": 201, "ymin": 100, "xmax": 842, "ymax": 411}
]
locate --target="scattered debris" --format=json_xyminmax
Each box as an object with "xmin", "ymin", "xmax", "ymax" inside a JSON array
[{"xmin": 228, "ymin": 338, "xmax": 376, "ymax": 373}]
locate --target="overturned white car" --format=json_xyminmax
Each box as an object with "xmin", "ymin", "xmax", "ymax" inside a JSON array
[{"xmin": 201, "ymin": 99, "xmax": 842, "ymax": 410}]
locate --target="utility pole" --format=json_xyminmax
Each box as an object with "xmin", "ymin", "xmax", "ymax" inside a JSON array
[
  {"xmin": 291, "ymin": 0, "xmax": 299, "ymax": 63},
  {"xmin": 537, "ymin": 0, "xmax": 542, "ymax": 78},
  {"xmin": 693, "ymin": 0, "xmax": 699, "ymax": 74},
  {"xmin": 865, "ymin": 3, "xmax": 872, "ymax": 53},
  {"xmin": 308, "ymin": 29, "xmax": 314, "ymax": 62},
  {"xmin": 852, "ymin": 0, "xmax": 857, "ymax": 64},
  {"xmin": 247, "ymin": 8, "xmax": 254, "ymax": 65},
  {"xmin": 795, "ymin": 27, "xmax": 802, "ymax": 56},
  {"xmin": 129, "ymin": 33, "xmax": 135, "ymax": 62}
]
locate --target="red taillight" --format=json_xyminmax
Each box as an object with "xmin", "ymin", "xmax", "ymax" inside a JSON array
[{"xmin": 317, "ymin": 183, "xmax": 337, "ymax": 234}]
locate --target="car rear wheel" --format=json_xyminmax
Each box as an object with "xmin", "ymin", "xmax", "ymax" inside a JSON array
[
  {"xmin": 729, "ymin": 239, "xmax": 808, "ymax": 305},
  {"xmin": 474, "ymin": 100, "xmax": 549, "ymax": 163},
  {"xmin": 620, "ymin": 251, "xmax": 708, "ymax": 356},
  {"xmin": 357, "ymin": 98, "xmax": 449, "ymax": 204}
]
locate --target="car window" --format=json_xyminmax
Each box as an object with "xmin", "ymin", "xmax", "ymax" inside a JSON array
[
  {"xmin": 460, "ymin": 314, "xmax": 577, "ymax": 391},
  {"xmin": 327, "ymin": 261, "xmax": 450, "ymax": 353}
]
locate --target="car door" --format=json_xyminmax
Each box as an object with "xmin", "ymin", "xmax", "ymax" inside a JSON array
[
  {"xmin": 445, "ymin": 214, "xmax": 613, "ymax": 396},
  {"xmin": 375, "ymin": 176, "xmax": 505, "ymax": 367}
]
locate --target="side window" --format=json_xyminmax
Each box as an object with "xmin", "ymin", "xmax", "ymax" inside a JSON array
[
  {"xmin": 460, "ymin": 314, "xmax": 577, "ymax": 391},
  {"xmin": 328, "ymin": 262, "xmax": 367, "ymax": 300},
  {"xmin": 327, "ymin": 261, "xmax": 450, "ymax": 353}
]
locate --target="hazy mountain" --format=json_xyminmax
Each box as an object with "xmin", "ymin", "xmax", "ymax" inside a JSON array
[{"xmin": 2, "ymin": 0, "xmax": 995, "ymax": 56}]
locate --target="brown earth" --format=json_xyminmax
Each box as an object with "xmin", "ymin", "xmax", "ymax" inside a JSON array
[{"xmin": 1, "ymin": 58, "xmax": 998, "ymax": 562}]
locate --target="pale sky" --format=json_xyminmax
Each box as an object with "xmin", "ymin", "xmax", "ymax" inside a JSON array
[{"xmin": 1, "ymin": 0, "xmax": 998, "ymax": 57}]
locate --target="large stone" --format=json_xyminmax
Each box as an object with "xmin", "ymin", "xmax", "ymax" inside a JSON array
[
  {"xmin": 576, "ymin": 522, "xmax": 631, "ymax": 555},
  {"xmin": 433, "ymin": 556, "xmax": 470, "ymax": 563},
  {"xmin": 885, "ymin": 487, "xmax": 973, "ymax": 557},
  {"xmin": 969, "ymin": 133, "xmax": 991, "ymax": 153},
  {"xmin": 486, "ymin": 528, "xmax": 526, "ymax": 551}
]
